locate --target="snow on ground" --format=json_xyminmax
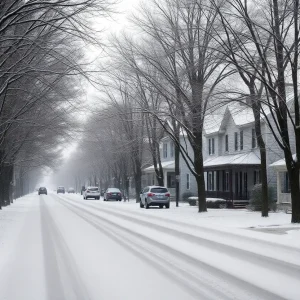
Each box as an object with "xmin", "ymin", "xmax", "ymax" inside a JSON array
[{"xmin": 0, "ymin": 192, "xmax": 300, "ymax": 300}]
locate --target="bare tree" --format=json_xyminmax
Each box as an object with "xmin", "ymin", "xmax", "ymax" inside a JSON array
[
  {"xmin": 212, "ymin": 0, "xmax": 300, "ymax": 222},
  {"xmin": 112, "ymin": 0, "xmax": 234, "ymax": 211}
]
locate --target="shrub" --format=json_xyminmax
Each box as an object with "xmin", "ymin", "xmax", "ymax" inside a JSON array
[
  {"xmin": 187, "ymin": 196, "xmax": 198, "ymax": 206},
  {"xmin": 248, "ymin": 184, "xmax": 277, "ymax": 212},
  {"xmin": 182, "ymin": 191, "xmax": 195, "ymax": 202},
  {"xmin": 206, "ymin": 199, "xmax": 227, "ymax": 209}
]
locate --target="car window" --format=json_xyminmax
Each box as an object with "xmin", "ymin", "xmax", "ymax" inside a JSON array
[
  {"xmin": 143, "ymin": 187, "xmax": 149, "ymax": 193},
  {"xmin": 108, "ymin": 188, "xmax": 120, "ymax": 192},
  {"xmin": 151, "ymin": 187, "xmax": 168, "ymax": 193},
  {"xmin": 88, "ymin": 187, "xmax": 99, "ymax": 191}
]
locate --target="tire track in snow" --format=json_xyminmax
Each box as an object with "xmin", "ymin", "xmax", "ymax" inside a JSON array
[
  {"xmin": 56, "ymin": 195, "xmax": 290, "ymax": 300},
  {"xmin": 61, "ymin": 195, "xmax": 300, "ymax": 277},
  {"xmin": 40, "ymin": 199, "xmax": 91, "ymax": 300}
]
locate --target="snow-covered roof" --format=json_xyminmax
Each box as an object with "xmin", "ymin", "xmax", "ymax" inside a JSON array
[
  {"xmin": 228, "ymin": 104, "xmax": 255, "ymax": 126},
  {"xmin": 269, "ymin": 154, "xmax": 296, "ymax": 169},
  {"xmin": 143, "ymin": 160, "xmax": 175, "ymax": 172},
  {"xmin": 204, "ymin": 114, "xmax": 224, "ymax": 135},
  {"xmin": 203, "ymin": 152, "xmax": 261, "ymax": 168}
]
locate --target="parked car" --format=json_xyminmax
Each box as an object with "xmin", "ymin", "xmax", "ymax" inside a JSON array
[
  {"xmin": 83, "ymin": 186, "xmax": 100, "ymax": 200},
  {"xmin": 104, "ymin": 188, "xmax": 122, "ymax": 201},
  {"xmin": 57, "ymin": 186, "xmax": 65, "ymax": 194},
  {"xmin": 140, "ymin": 186, "xmax": 170, "ymax": 209},
  {"xmin": 68, "ymin": 187, "xmax": 75, "ymax": 193},
  {"xmin": 38, "ymin": 187, "xmax": 47, "ymax": 195}
]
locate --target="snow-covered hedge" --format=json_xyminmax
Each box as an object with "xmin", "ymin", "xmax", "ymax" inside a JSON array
[{"xmin": 188, "ymin": 197, "xmax": 227, "ymax": 208}]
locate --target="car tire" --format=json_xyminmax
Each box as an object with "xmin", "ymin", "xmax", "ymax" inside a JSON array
[
  {"xmin": 145, "ymin": 200, "xmax": 149, "ymax": 209},
  {"xmin": 165, "ymin": 203, "xmax": 170, "ymax": 209},
  {"xmin": 140, "ymin": 200, "xmax": 144, "ymax": 208},
  {"xmin": 159, "ymin": 204, "xmax": 163, "ymax": 209}
]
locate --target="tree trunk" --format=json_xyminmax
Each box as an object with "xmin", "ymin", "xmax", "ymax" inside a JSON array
[
  {"xmin": 174, "ymin": 126, "xmax": 180, "ymax": 207},
  {"xmin": 134, "ymin": 171, "xmax": 142, "ymax": 203},
  {"xmin": 251, "ymin": 96, "xmax": 269, "ymax": 217},
  {"xmin": 193, "ymin": 135, "xmax": 206, "ymax": 212},
  {"xmin": 287, "ymin": 162, "xmax": 300, "ymax": 223}
]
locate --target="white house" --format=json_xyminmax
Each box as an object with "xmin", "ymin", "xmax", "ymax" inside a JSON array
[{"xmin": 142, "ymin": 135, "xmax": 198, "ymax": 198}]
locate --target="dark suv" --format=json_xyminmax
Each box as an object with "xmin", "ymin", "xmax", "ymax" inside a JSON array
[
  {"xmin": 38, "ymin": 187, "xmax": 47, "ymax": 195},
  {"xmin": 57, "ymin": 186, "xmax": 65, "ymax": 194}
]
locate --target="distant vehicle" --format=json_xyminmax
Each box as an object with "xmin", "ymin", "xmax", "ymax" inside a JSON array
[
  {"xmin": 81, "ymin": 186, "xmax": 86, "ymax": 195},
  {"xmin": 83, "ymin": 186, "xmax": 100, "ymax": 200},
  {"xmin": 57, "ymin": 186, "xmax": 65, "ymax": 194},
  {"xmin": 140, "ymin": 186, "xmax": 170, "ymax": 209},
  {"xmin": 38, "ymin": 187, "xmax": 47, "ymax": 195},
  {"xmin": 104, "ymin": 188, "xmax": 122, "ymax": 201},
  {"xmin": 68, "ymin": 187, "xmax": 75, "ymax": 193}
]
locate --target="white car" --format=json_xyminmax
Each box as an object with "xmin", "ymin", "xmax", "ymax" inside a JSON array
[
  {"xmin": 83, "ymin": 186, "xmax": 100, "ymax": 200},
  {"xmin": 140, "ymin": 186, "xmax": 170, "ymax": 209}
]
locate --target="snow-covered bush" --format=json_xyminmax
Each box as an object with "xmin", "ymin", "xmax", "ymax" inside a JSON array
[
  {"xmin": 182, "ymin": 191, "xmax": 195, "ymax": 202},
  {"xmin": 248, "ymin": 184, "xmax": 277, "ymax": 211},
  {"xmin": 206, "ymin": 199, "xmax": 227, "ymax": 208}
]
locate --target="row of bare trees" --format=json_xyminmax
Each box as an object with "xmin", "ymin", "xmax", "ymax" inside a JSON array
[
  {"xmin": 0, "ymin": 0, "xmax": 113, "ymax": 208},
  {"xmin": 79, "ymin": 0, "xmax": 299, "ymax": 223}
]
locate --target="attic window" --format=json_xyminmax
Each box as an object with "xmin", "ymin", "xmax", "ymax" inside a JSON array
[
  {"xmin": 240, "ymin": 131, "xmax": 243, "ymax": 150},
  {"xmin": 225, "ymin": 134, "xmax": 228, "ymax": 152},
  {"xmin": 252, "ymin": 128, "xmax": 256, "ymax": 148},
  {"xmin": 234, "ymin": 132, "xmax": 238, "ymax": 151},
  {"xmin": 209, "ymin": 138, "xmax": 215, "ymax": 155}
]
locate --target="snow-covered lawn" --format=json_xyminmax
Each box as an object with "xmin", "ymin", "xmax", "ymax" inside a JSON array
[{"xmin": 91, "ymin": 196, "xmax": 300, "ymax": 247}]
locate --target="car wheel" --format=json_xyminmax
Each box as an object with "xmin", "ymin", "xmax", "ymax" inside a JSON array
[
  {"xmin": 159, "ymin": 204, "xmax": 163, "ymax": 209},
  {"xmin": 140, "ymin": 200, "xmax": 144, "ymax": 208},
  {"xmin": 165, "ymin": 203, "xmax": 170, "ymax": 209},
  {"xmin": 145, "ymin": 200, "xmax": 149, "ymax": 209}
]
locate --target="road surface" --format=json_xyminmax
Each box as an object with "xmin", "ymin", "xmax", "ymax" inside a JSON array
[{"xmin": 0, "ymin": 193, "xmax": 299, "ymax": 300}]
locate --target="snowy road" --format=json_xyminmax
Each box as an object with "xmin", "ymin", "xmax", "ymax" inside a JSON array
[{"xmin": 0, "ymin": 194, "xmax": 300, "ymax": 300}]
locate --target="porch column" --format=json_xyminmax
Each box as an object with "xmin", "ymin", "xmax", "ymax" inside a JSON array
[{"xmin": 277, "ymin": 171, "xmax": 281, "ymax": 204}]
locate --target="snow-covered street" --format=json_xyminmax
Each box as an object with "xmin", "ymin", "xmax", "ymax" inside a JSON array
[{"xmin": 0, "ymin": 194, "xmax": 300, "ymax": 300}]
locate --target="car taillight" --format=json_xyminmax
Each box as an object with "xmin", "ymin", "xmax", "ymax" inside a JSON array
[
  {"xmin": 107, "ymin": 193, "xmax": 111, "ymax": 196},
  {"xmin": 165, "ymin": 193, "xmax": 170, "ymax": 197},
  {"xmin": 147, "ymin": 192, "xmax": 155, "ymax": 197},
  {"xmin": 87, "ymin": 190, "xmax": 90, "ymax": 193},
  {"xmin": 118, "ymin": 193, "xmax": 121, "ymax": 196}
]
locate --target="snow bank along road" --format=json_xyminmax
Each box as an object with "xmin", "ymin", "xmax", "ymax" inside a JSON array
[{"xmin": 0, "ymin": 194, "xmax": 299, "ymax": 300}]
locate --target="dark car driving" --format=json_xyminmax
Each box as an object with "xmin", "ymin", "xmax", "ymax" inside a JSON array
[
  {"xmin": 57, "ymin": 186, "xmax": 65, "ymax": 194},
  {"xmin": 104, "ymin": 188, "xmax": 122, "ymax": 201},
  {"xmin": 38, "ymin": 187, "xmax": 47, "ymax": 195}
]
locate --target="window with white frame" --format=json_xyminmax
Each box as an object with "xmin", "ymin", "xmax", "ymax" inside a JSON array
[
  {"xmin": 170, "ymin": 141, "xmax": 174, "ymax": 157},
  {"xmin": 208, "ymin": 171, "xmax": 215, "ymax": 191},
  {"xmin": 209, "ymin": 138, "xmax": 215, "ymax": 155},
  {"xmin": 163, "ymin": 143, "xmax": 168, "ymax": 158},
  {"xmin": 254, "ymin": 170, "xmax": 261, "ymax": 185},
  {"xmin": 186, "ymin": 174, "xmax": 190, "ymax": 190},
  {"xmin": 240, "ymin": 130, "xmax": 243, "ymax": 150},
  {"xmin": 234, "ymin": 132, "xmax": 238, "ymax": 151},
  {"xmin": 252, "ymin": 128, "xmax": 256, "ymax": 148}
]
